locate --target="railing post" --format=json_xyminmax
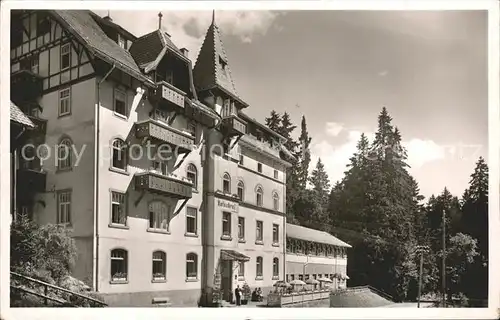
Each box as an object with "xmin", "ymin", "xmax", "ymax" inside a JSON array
[{"xmin": 44, "ymin": 284, "xmax": 48, "ymax": 306}]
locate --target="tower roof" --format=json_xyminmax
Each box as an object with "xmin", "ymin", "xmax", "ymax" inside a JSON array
[{"xmin": 193, "ymin": 12, "xmax": 248, "ymax": 107}]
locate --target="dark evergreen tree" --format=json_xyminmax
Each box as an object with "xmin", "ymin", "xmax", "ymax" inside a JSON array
[
  {"xmin": 265, "ymin": 110, "xmax": 281, "ymax": 133},
  {"xmin": 296, "ymin": 116, "xmax": 312, "ymax": 189}
]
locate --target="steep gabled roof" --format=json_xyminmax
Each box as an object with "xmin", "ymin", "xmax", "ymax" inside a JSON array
[
  {"xmin": 193, "ymin": 15, "xmax": 248, "ymax": 107},
  {"xmin": 286, "ymin": 223, "xmax": 352, "ymax": 248},
  {"xmin": 88, "ymin": 11, "xmax": 138, "ymax": 41},
  {"xmin": 51, "ymin": 10, "xmax": 153, "ymax": 86},
  {"xmin": 129, "ymin": 29, "xmax": 187, "ymax": 73},
  {"xmin": 10, "ymin": 101, "xmax": 34, "ymax": 128}
]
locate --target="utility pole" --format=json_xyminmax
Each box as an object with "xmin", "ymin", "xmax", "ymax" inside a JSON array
[
  {"xmin": 416, "ymin": 245, "xmax": 429, "ymax": 308},
  {"xmin": 442, "ymin": 209, "xmax": 446, "ymax": 308}
]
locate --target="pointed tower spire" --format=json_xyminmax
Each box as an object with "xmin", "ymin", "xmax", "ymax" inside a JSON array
[{"xmin": 193, "ymin": 15, "xmax": 248, "ymax": 108}]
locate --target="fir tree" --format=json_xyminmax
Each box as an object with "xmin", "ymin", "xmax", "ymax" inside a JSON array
[
  {"xmin": 296, "ymin": 116, "xmax": 312, "ymax": 189},
  {"xmin": 265, "ymin": 110, "xmax": 281, "ymax": 133}
]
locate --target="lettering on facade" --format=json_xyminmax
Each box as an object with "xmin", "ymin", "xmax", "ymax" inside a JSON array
[{"xmin": 217, "ymin": 199, "xmax": 239, "ymax": 213}]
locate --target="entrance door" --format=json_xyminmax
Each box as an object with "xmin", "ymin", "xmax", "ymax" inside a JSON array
[{"xmin": 220, "ymin": 260, "xmax": 233, "ymax": 302}]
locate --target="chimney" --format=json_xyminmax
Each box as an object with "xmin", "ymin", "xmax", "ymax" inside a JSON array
[{"xmin": 180, "ymin": 48, "xmax": 189, "ymax": 58}]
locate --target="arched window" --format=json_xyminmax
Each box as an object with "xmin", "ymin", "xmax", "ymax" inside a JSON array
[
  {"xmin": 111, "ymin": 138, "xmax": 127, "ymax": 171},
  {"xmin": 186, "ymin": 164, "xmax": 198, "ymax": 189},
  {"xmin": 152, "ymin": 250, "xmax": 166, "ymax": 281},
  {"xmin": 256, "ymin": 186, "xmax": 263, "ymax": 207},
  {"xmin": 273, "ymin": 192, "xmax": 279, "ymax": 211},
  {"xmin": 256, "ymin": 256, "xmax": 263, "ymax": 277},
  {"xmin": 148, "ymin": 201, "xmax": 171, "ymax": 231},
  {"xmin": 222, "ymin": 173, "xmax": 231, "ymax": 194},
  {"xmin": 237, "ymin": 180, "xmax": 245, "ymax": 200},
  {"xmin": 186, "ymin": 252, "xmax": 198, "ymax": 279},
  {"xmin": 57, "ymin": 137, "xmax": 73, "ymax": 170},
  {"xmin": 111, "ymin": 249, "xmax": 128, "ymax": 282},
  {"xmin": 273, "ymin": 257, "xmax": 279, "ymax": 278}
]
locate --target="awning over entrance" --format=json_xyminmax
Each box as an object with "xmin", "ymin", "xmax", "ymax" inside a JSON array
[{"xmin": 221, "ymin": 249, "xmax": 250, "ymax": 262}]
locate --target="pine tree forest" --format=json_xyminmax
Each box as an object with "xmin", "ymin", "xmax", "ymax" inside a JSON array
[{"xmin": 265, "ymin": 108, "xmax": 488, "ymax": 306}]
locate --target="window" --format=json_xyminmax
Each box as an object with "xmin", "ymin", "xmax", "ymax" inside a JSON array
[
  {"xmin": 114, "ymin": 88, "xmax": 127, "ymax": 117},
  {"xmin": 186, "ymin": 164, "xmax": 198, "ymax": 189},
  {"xmin": 186, "ymin": 207, "xmax": 197, "ymax": 235},
  {"xmin": 117, "ymin": 33, "xmax": 126, "ymax": 49},
  {"xmin": 222, "ymin": 211, "xmax": 231, "ymax": 238},
  {"xmin": 165, "ymin": 69, "xmax": 174, "ymax": 84},
  {"xmin": 112, "ymin": 139, "xmax": 127, "ymax": 171},
  {"xmin": 57, "ymin": 190, "xmax": 71, "ymax": 224},
  {"xmin": 219, "ymin": 56, "xmax": 227, "ymax": 70},
  {"xmin": 290, "ymin": 274, "xmax": 295, "ymax": 281},
  {"xmin": 60, "ymin": 43, "xmax": 71, "ymax": 70},
  {"xmin": 273, "ymin": 224, "xmax": 279, "ymax": 244},
  {"xmin": 187, "ymin": 121, "xmax": 196, "ymax": 137},
  {"xmin": 237, "ymin": 181, "xmax": 244, "ymax": 200},
  {"xmin": 239, "ymin": 154, "xmax": 244, "ymax": 165},
  {"xmin": 186, "ymin": 253, "xmax": 198, "ymax": 279},
  {"xmin": 152, "ymin": 251, "xmax": 166, "ymax": 281},
  {"xmin": 238, "ymin": 217, "xmax": 245, "ymax": 240},
  {"xmin": 222, "ymin": 173, "xmax": 231, "ymax": 194},
  {"xmin": 256, "ymin": 256, "xmax": 263, "ymax": 278},
  {"xmin": 57, "ymin": 138, "xmax": 72, "ymax": 170},
  {"xmin": 238, "ymin": 261, "xmax": 245, "ymax": 278},
  {"xmin": 257, "ymin": 163, "xmax": 262, "ymax": 173},
  {"xmin": 273, "ymin": 258, "xmax": 279, "ymax": 278},
  {"xmin": 222, "ymin": 99, "xmax": 231, "ymax": 118},
  {"xmin": 151, "ymin": 159, "xmax": 167, "ymax": 175},
  {"xmin": 256, "ymin": 220, "xmax": 263, "ymax": 242},
  {"xmin": 58, "ymin": 87, "xmax": 71, "ymax": 116},
  {"xmin": 149, "ymin": 201, "xmax": 171, "ymax": 231},
  {"xmin": 273, "ymin": 192, "xmax": 279, "ymax": 211},
  {"xmin": 111, "ymin": 191, "xmax": 127, "ymax": 225},
  {"xmin": 154, "ymin": 108, "xmax": 170, "ymax": 124},
  {"xmin": 274, "ymin": 169, "xmax": 278, "ymax": 179},
  {"xmin": 37, "ymin": 13, "xmax": 51, "ymax": 37},
  {"xmin": 111, "ymin": 249, "xmax": 128, "ymax": 282},
  {"xmin": 256, "ymin": 186, "xmax": 263, "ymax": 207},
  {"xmin": 298, "ymin": 274, "xmax": 304, "ymax": 281},
  {"xmin": 30, "ymin": 54, "xmax": 39, "ymax": 73}
]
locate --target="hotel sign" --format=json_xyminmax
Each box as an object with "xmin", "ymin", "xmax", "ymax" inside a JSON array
[{"xmin": 217, "ymin": 199, "xmax": 239, "ymax": 213}]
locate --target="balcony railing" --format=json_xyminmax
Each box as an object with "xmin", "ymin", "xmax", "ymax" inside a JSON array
[
  {"xmin": 11, "ymin": 70, "xmax": 43, "ymax": 103},
  {"xmin": 135, "ymin": 171, "xmax": 193, "ymax": 199},
  {"xmin": 240, "ymin": 134, "xmax": 280, "ymax": 158},
  {"xmin": 153, "ymin": 81, "xmax": 186, "ymax": 110},
  {"xmin": 221, "ymin": 115, "xmax": 246, "ymax": 137},
  {"xmin": 135, "ymin": 119, "xmax": 194, "ymax": 154}
]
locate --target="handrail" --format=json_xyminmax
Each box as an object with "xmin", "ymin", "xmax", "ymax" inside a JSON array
[
  {"xmin": 11, "ymin": 272, "xmax": 107, "ymax": 306},
  {"xmin": 11, "ymin": 285, "xmax": 76, "ymax": 307}
]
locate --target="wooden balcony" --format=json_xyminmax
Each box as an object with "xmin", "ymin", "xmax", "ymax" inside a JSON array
[
  {"xmin": 135, "ymin": 119, "xmax": 194, "ymax": 154},
  {"xmin": 16, "ymin": 168, "xmax": 46, "ymax": 194},
  {"xmin": 135, "ymin": 171, "xmax": 193, "ymax": 199},
  {"xmin": 11, "ymin": 70, "xmax": 43, "ymax": 103},
  {"xmin": 221, "ymin": 115, "xmax": 246, "ymax": 137},
  {"xmin": 152, "ymin": 81, "xmax": 186, "ymax": 111}
]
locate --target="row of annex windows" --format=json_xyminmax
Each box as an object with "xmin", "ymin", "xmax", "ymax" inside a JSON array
[
  {"xmin": 110, "ymin": 249, "xmax": 199, "ymax": 282},
  {"xmin": 222, "ymin": 173, "xmax": 280, "ymax": 211},
  {"xmin": 237, "ymin": 257, "xmax": 280, "ymax": 279},
  {"xmin": 239, "ymin": 155, "xmax": 279, "ymax": 179}
]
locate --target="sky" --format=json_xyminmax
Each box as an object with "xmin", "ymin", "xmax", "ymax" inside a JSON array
[{"xmin": 95, "ymin": 10, "xmax": 488, "ymax": 199}]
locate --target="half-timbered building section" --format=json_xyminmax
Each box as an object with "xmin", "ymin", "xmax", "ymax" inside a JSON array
[{"xmin": 285, "ymin": 223, "xmax": 351, "ymax": 290}]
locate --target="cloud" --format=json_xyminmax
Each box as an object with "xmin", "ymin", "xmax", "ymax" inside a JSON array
[
  {"xmin": 325, "ymin": 122, "xmax": 344, "ymax": 137},
  {"xmin": 378, "ymin": 70, "xmax": 388, "ymax": 77},
  {"xmin": 96, "ymin": 10, "xmax": 282, "ymax": 61},
  {"xmin": 404, "ymin": 139, "xmax": 446, "ymax": 168},
  {"xmin": 309, "ymin": 129, "xmax": 447, "ymax": 187}
]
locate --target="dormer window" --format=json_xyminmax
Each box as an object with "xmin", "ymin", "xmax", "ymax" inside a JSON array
[
  {"xmin": 117, "ymin": 34, "xmax": 126, "ymax": 49},
  {"xmin": 222, "ymin": 99, "xmax": 231, "ymax": 118},
  {"xmin": 219, "ymin": 55, "xmax": 227, "ymax": 70}
]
